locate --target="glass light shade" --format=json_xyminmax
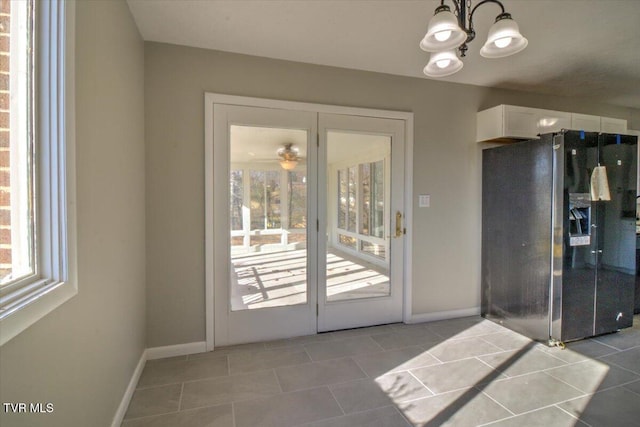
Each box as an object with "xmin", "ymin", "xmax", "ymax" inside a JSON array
[
  {"xmin": 423, "ymin": 50, "xmax": 463, "ymax": 77},
  {"xmin": 480, "ymin": 16, "xmax": 528, "ymax": 58},
  {"xmin": 280, "ymin": 159, "xmax": 298, "ymax": 170},
  {"xmin": 419, "ymin": 6, "xmax": 467, "ymax": 52}
]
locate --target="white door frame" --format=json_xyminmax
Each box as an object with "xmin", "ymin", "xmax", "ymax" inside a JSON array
[{"xmin": 204, "ymin": 93, "xmax": 414, "ymax": 351}]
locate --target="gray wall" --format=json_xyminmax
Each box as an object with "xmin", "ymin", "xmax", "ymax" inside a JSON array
[
  {"xmin": 145, "ymin": 42, "xmax": 639, "ymax": 347},
  {"xmin": 0, "ymin": 1, "xmax": 146, "ymax": 426}
]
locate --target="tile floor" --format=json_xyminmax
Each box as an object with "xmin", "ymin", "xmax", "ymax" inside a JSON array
[{"xmin": 122, "ymin": 315, "xmax": 640, "ymax": 427}]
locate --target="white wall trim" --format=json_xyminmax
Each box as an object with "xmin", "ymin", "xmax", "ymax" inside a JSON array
[
  {"xmin": 403, "ymin": 115, "xmax": 414, "ymax": 324},
  {"xmin": 111, "ymin": 341, "xmax": 209, "ymax": 426},
  {"xmin": 205, "ymin": 93, "xmax": 413, "ymax": 120},
  {"xmin": 111, "ymin": 349, "xmax": 147, "ymax": 427},
  {"xmin": 146, "ymin": 341, "xmax": 208, "ymax": 360},
  {"xmin": 407, "ymin": 307, "xmax": 481, "ymax": 324}
]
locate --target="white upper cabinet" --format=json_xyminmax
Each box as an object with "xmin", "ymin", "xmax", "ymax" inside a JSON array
[
  {"xmin": 502, "ymin": 105, "xmax": 537, "ymax": 140},
  {"xmin": 477, "ymin": 105, "xmax": 628, "ymax": 142},
  {"xmin": 571, "ymin": 113, "xmax": 601, "ymax": 132},
  {"xmin": 570, "ymin": 114, "xmax": 628, "ymax": 133},
  {"xmin": 601, "ymin": 116, "xmax": 627, "ymax": 134},
  {"xmin": 537, "ymin": 110, "xmax": 572, "ymax": 135},
  {"xmin": 477, "ymin": 105, "xmax": 570, "ymax": 142}
]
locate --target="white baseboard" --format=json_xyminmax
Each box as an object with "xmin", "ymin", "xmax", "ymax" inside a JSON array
[
  {"xmin": 111, "ymin": 349, "xmax": 147, "ymax": 427},
  {"xmin": 111, "ymin": 341, "xmax": 207, "ymax": 426},
  {"xmin": 146, "ymin": 341, "xmax": 207, "ymax": 360},
  {"xmin": 407, "ymin": 307, "xmax": 481, "ymax": 324}
]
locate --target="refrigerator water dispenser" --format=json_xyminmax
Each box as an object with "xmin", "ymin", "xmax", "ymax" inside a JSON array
[{"xmin": 569, "ymin": 193, "xmax": 591, "ymax": 246}]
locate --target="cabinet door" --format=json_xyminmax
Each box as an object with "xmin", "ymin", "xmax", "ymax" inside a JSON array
[
  {"xmin": 537, "ymin": 110, "xmax": 571, "ymax": 134},
  {"xmin": 571, "ymin": 113, "xmax": 601, "ymax": 132},
  {"xmin": 504, "ymin": 106, "xmax": 538, "ymax": 139},
  {"xmin": 601, "ymin": 117, "xmax": 627, "ymax": 134}
]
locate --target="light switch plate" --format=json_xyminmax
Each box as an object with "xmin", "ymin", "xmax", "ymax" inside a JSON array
[{"xmin": 419, "ymin": 194, "xmax": 430, "ymax": 207}]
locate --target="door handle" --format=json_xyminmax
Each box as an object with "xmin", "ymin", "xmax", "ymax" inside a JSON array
[{"xmin": 394, "ymin": 211, "xmax": 403, "ymax": 238}]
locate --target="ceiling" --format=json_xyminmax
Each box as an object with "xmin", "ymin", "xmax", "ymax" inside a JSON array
[{"xmin": 127, "ymin": 0, "xmax": 640, "ymax": 109}]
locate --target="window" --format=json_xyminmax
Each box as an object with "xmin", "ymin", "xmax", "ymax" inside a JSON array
[
  {"xmin": 229, "ymin": 170, "xmax": 243, "ymax": 231},
  {"xmin": 0, "ymin": 0, "xmax": 76, "ymax": 346},
  {"xmin": 250, "ymin": 170, "xmax": 281, "ymax": 230},
  {"xmin": 0, "ymin": 0, "xmax": 34, "ymax": 287},
  {"xmin": 230, "ymin": 167, "xmax": 307, "ymax": 254},
  {"xmin": 336, "ymin": 159, "xmax": 386, "ymax": 260},
  {"xmin": 287, "ymin": 171, "xmax": 306, "ymax": 230}
]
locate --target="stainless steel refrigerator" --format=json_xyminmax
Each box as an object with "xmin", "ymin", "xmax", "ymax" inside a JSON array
[{"xmin": 482, "ymin": 130, "xmax": 637, "ymax": 344}]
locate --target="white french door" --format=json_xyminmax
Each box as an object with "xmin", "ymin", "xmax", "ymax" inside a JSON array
[
  {"xmin": 211, "ymin": 104, "xmax": 318, "ymax": 346},
  {"xmin": 207, "ymin": 97, "xmax": 408, "ymax": 346},
  {"xmin": 318, "ymin": 113, "xmax": 405, "ymax": 332}
]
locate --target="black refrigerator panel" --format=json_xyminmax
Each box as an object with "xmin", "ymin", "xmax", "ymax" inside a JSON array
[
  {"xmin": 559, "ymin": 131, "xmax": 599, "ymax": 341},
  {"xmin": 594, "ymin": 134, "xmax": 636, "ymax": 334},
  {"xmin": 482, "ymin": 138, "xmax": 553, "ymax": 342}
]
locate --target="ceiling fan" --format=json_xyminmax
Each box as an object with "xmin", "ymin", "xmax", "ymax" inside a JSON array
[{"xmin": 277, "ymin": 143, "xmax": 302, "ymax": 170}]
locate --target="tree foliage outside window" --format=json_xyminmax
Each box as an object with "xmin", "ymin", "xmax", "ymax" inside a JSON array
[
  {"xmin": 230, "ymin": 170, "xmax": 243, "ymax": 231},
  {"xmin": 230, "ymin": 168, "xmax": 307, "ymax": 251},
  {"xmin": 371, "ymin": 160, "xmax": 384, "ymax": 239},
  {"xmin": 288, "ymin": 171, "xmax": 306, "ymax": 229},
  {"xmin": 360, "ymin": 163, "xmax": 370, "ymax": 236},
  {"xmin": 338, "ymin": 169, "xmax": 346, "ymax": 230},
  {"xmin": 347, "ymin": 166, "xmax": 357, "ymax": 232},
  {"xmin": 250, "ymin": 170, "xmax": 281, "ymax": 230}
]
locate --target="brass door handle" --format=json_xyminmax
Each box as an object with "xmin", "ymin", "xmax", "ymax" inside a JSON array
[{"xmin": 394, "ymin": 211, "xmax": 403, "ymax": 238}]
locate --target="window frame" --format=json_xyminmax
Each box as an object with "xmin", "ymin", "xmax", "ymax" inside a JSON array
[{"xmin": 0, "ymin": 0, "xmax": 76, "ymax": 346}]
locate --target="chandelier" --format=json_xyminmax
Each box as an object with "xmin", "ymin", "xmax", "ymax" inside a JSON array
[{"xmin": 419, "ymin": 0, "xmax": 528, "ymax": 77}]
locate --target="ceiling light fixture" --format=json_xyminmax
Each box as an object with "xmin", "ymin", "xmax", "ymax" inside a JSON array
[
  {"xmin": 419, "ymin": 0, "xmax": 528, "ymax": 77},
  {"xmin": 277, "ymin": 143, "xmax": 300, "ymax": 171}
]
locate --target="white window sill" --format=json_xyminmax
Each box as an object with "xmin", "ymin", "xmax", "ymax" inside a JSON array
[{"xmin": 0, "ymin": 279, "xmax": 77, "ymax": 346}]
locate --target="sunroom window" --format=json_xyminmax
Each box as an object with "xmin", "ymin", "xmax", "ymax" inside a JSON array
[{"xmin": 335, "ymin": 158, "xmax": 387, "ymax": 261}]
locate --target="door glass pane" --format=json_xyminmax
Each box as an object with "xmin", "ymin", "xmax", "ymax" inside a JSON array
[
  {"xmin": 229, "ymin": 125, "xmax": 308, "ymax": 310},
  {"xmin": 326, "ymin": 131, "xmax": 391, "ymax": 302}
]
